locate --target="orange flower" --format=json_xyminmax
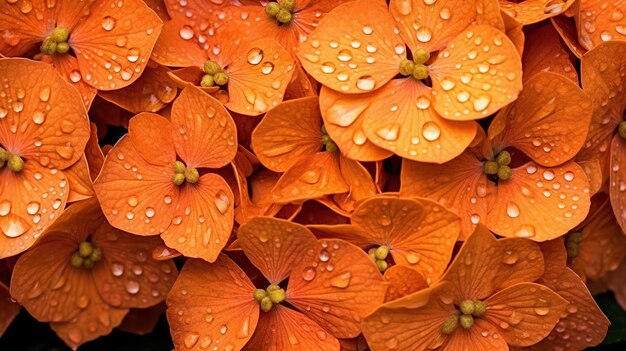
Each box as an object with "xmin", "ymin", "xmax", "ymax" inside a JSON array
[
  {"xmin": 298, "ymin": 0, "xmax": 523, "ymax": 163},
  {"xmin": 511, "ymin": 239, "xmax": 609, "ymax": 351},
  {"xmin": 566, "ymin": 193, "xmax": 626, "ymax": 282},
  {"xmin": 251, "ymin": 96, "xmax": 378, "ymax": 209},
  {"xmin": 0, "ymin": 0, "xmax": 163, "ymax": 108},
  {"xmin": 522, "ymin": 22, "xmax": 578, "ymax": 83},
  {"xmin": 577, "ymin": 41, "xmax": 626, "ymax": 233},
  {"xmin": 309, "ymin": 195, "xmax": 461, "ymax": 284},
  {"xmin": 151, "ymin": 2, "xmax": 295, "ymax": 115},
  {"xmin": 93, "ymin": 86, "xmax": 238, "ymax": 262},
  {"xmin": 9, "ymin": 199, "xmax": 178, "ymax": 349},
  {"xmin": 0, "ymin": 58, "xmax": 90, "ymax": 259},
  {"xmin": 167, "ymin": 217, "xmax": 387, "ymax": 350},
  {"xmin": 118, "ymin": 303, "xmax": 166, "ymax": 336},
  {"xmin": 574, "ymin": 0, "xmax": 626, "ymax": 51},
  {"xmin": 362, "ymin": 225, "xmax": 568, "ymax": 351},
  {"xmin": 499, "ymin": 0, "xmax": 576, "ymax": 25},
  {"xmin": 402, "ymin": 71, "xmax": 592, "ymax": 240}
]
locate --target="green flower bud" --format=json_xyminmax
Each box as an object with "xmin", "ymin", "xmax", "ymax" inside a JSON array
[
  {"xmin": 441, "ymin": 315, "xmax": 459, "ymax": 335},
  {"xmin": 374, "ymin": 246, "xmax": 390, "ymax": 260},
  {"xmin": 483, "ymin": 160, "xmax": 499, "ymax": 175},
  {"xmin": 497, "ymin": 165, "xmax": 512, "ymax": 181},
  {"xmin": 412, "ymin": 64, "xmax": 429, "ymax": 80},
  {"xmin": 50, "ymin": 27, "xmax": 69, "ymax": 43},
  {"xmin": 78, "ymin": 242, "xmax": 94, "ymax": 258},
  {"xmin": 325, "ymin": 140, "xmax": 338, "ymax": 153},
  {"xmin": 459, "ymin": 300, "xmax": 475, "ymax": 315},
  {"xmin": 172, "ymin": 173, "xmax": 185, "ymax": 186},
  {"xmin": 459, "ymin": 314, "xmax": 474, "ymax": 329},
  {"xmin": 413, "ymin": 48, "xmax": 430, "ymax": 65},
  {"xmin": 276, "ymin": 8, "xmax": 293, "ymax": 23},
  {"xmin": 200, "ymin": 74, "xmax": 215, "ymax": 87},
  {"xmin": 185, "ymin": 167, "xmax": 200, "ymax": 184},
  {"xmin": 56, "ymin": 42, "xmax": 70, "ymax": 54},
  {"xmin": 203, "ymin": 60, "xmax": 222, "ymax": 75},
  {"xmin": 399, "ymin": 59, "xmax": 415, "ymax": 76},
  {"xmin": 265, "ymin": 2, "xmax": 281, "ymax": 17},
  {"xmin": 213, "ymin": 72, "xmax": 229, "ymax": 86},
  {"xmin": 496, "ymin": 150, "xmax": 511, "ymax": 166},
  {"xmin": 8, "ymin": 154, "xmax": 24, "ymax": 173}
]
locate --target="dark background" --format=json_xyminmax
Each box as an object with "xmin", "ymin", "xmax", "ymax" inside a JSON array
[{"xmin": 0, "ymin": 293, "xmax": 624, "ymax": 351}]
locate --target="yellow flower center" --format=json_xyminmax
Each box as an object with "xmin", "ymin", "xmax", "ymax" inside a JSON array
[
  {"xmin": 618, "ymin": 121, "xmax": 626, "ymax": 140},
  {"xmin": 265, "ymin": 0, "xmax": 296, "ymax": 24},
  {"xmin": 254, "ymin": 284, "xmax": 286, "ymax": 312},
  {"xmin": 321, "ymin": 125, "xmax": 338, "ymax": 153},
  {"xmin": 483, "ymin": 150, "xmax": 512, "ymax": 181},
  {"xmin": 201, "ymin": 60, "xmax": 229, "ymax": 87},
  {"xmin": 565, "ymin": 231, "xmax": 583, "ymax": 258},
  {"xmin": 70, "ymin": 241, "xmax": 103, "ymax": 269},
  {"xmin": 172, "ymin": 160, "xmax": 199, "ymax": 186},
  {"xmin": 441, "ymin": 300, "xmax": 487, "ymax": 334},
  {"xmin": 40, "ymin": 27, "xmax": 70, "ymax": 56},
  {"xmin": 399, "ymin": 48, "xmax": 432, "ymax": 80},
  {"xmin": 368, "ymin": 245, "xmax": 390, "ymax": 273},
  {"xmin": 0, "ymin": 147, "xmax": 24, "ymax": 173}
]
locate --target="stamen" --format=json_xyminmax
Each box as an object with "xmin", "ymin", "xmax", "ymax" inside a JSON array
[
  {"xmin": 172, "ymin": 161, "xmax": 200, "ymax": 186},
  {"xmin": 265, "ymin": 0, "xmax": 296, "ymax": 24},
  {"xmin": 483, "ymin": 150, "xmax": 513, "ymax": 181},
  {"xmin": 321, "ymin": 125, "xmax": 339, "ymax": 152},
  {"xmin": 40, "ymin": 27, "xmax": 70, "ymax": 56},
  {"xmin": 254, "ymin": 284, "xmax": 286, "ymax": 312},
  {"xmin": 413, "ymin": 48, "xmax": 430, "ymax": 65},
  {"xmin": 399, "ymin": 59, "xmax": 415, "ymax": 76},
  {"xmin": 70, "ymin": 241, "xmax": 102, "ymax": 269},
  {"xmin": 7, "ymin": 154, "xmax": 24, "ymax": 173},
  {"xmin": 619, "ymin": 121, "xmax": 626, "ymax": 139},
  {"xmin": 368, "ymin": 246, "xmax": 390, "ymax": 272},
  {"xmin": 565, "ymin": 231, "xmax": 583, "ymax": 258},
  {"xmin": 459, "ymin": 314, "xmax": 474, "ymax": 329},
  {"xmin": 441, "ymin": 315, "xmax": 459, "ymax": 335},
  {"xmin": 412, "ymin": 64, "xmax": 429, "ymax": 80},
  {"xmin": 200, "ymin": 60, "xmax": 229, "ymax": 87}
]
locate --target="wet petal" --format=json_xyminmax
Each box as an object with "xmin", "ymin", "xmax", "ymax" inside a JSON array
[
  {"xmin": 65, "ymin": 155, "xmax": 95, "ymax": 203},
  {"xmin": 171, "ymin": 86, "xmax": 238, "ymax": 169},
  {"xmin": 128, "ymin": 113, "xmax": 175, "ymax": 167},
  {"xmin": 499, "ymin": 0, "xmax": 576, "ymax": 25},
  {"xmin": 484, "ymin": 282, "xmax": 568, "ymax": 347},
  {"xmin": 551, "ymin": 14, "xmax": 587, "ymax": 58},
  {"xmin": 251, "ymin": 97, "xmax": 324, "ymax": 172},
  {"xmin": 167, "ymin": 256, "xmax": 259, "ymax": 351},
  {"xmin": 118, "ymin": 303, "xmax": 166, "ymax": 336},
  {"xmin": 0, "ymin": 1, "xmax": 52, "ymax": 56},
  {"xmin": 487, "ymin": 161, "xmax": 591, "ymax": 241},
  {"xmin": 0, "ymin": 282, "xmax": 19, "ymax": 337},
  {"xmin": 489, "ymin": 72, "xmax": 592, "ymax": 167},
  {"xmin": 430, "ymin": 25, "xmax": 523, "ymax": 121},
  {"xmin": 151, "ymin": 18, "xmax": 208, "ymax": 67},
  {"xmin": 361, "ymin": 79, "xmax": 478, "ymax": 163},
  {"xmin": 351, "ymin": 196, "xmax": 460, "ymax": 283},
  {"xmin": 70, "ymin": 0, "xmax": 163, "ymax": 90},
  {"xmin": 46, "ymin": 54, "xmax": 98, "ymax": 109},
  {"xmin": 297, "ymin": 0, "xmax": 404, "ymax": 94},
  {"xmin": 238, "ymin": 217, "xmax": 318, "ymax": 284},
  {"xmin": 441, "ymin": 318, "xmax": 508, "ymax": 351},
  {"xmin": 383, "ymin": 265, "xmax": 429, "ymax": 302},
  {"xmin": 243, "ymin": 305, "xmax": 340, "ymax": 351},
  {"xmin": 522, "ymin": 23, "xmax": 578, "ymax": 83},
  {"xmin": 578, "ymin": 0, "xmax": 626, "ymax": 50},
  {"xmin": 337, "ymin": 156, "xmax": 378, "ymax": 205},
  {"xmin": 610, "ymin": 135, "xmax": 626, "ymax": 233},
  {"xmin": 287, "ymin": 239, "xmax": 387, "ymax": 339}
]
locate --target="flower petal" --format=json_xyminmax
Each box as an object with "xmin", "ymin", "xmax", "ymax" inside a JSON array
[
  {"xmin": 0, "ymin": 282, "xmax": 19, "ymax": 337},
  {"xmin": 251, "ymin": 96, "xmax": 323, "ymax": 172},
  {"xmin": 45, "ymin": 54, "xmax": 98, "ymax": 109},
  {"xmin": 522, "ymin": 23, "xmax": 578, "ymax": 83},
  {"xmin": 610, "ymin": 134, "xmax": 626, "ymax": 233},
  {"xmin": 287, "ymin": 238, "xmax": 387, "ymax": 339},
  {"xmin": 441, "ymin": 318, "xmax": 508, "ymax": 351},
  {"xmin": 243, "ymin": 305, "xmax": 340, "ymax": 351},
  {"xmin": 118, "ymin": 303, "xmax": 165, "ymax": 336},
  {"xmin": 151, "ymin": 18, "xmax": 208, "ymax": 67},
  {"xmin": 499, "ymin": 0, "xmax": 575, "ymax": 25},
  {"xmin": 171, "ymin": 86, "xmax": 238, "ymax": 169},
  {"xmin": 430, "ymin": 25, "xmax": 523, "ymax": 121},
  {"xmin": 167, "ymin": 256, "xmax": 259, "ymax": 351},
  {"xmin": 65, "ymin": 155, "xmax": 96, "ymax": 203},
  {"xmin": 383, "ymin": 265, "xmax": 429, "ymax": 302},
  {"xmin": 0, "ymin": 1, "xmax": 51, "ymax": 56},
  {"xmin": 577, "ymin": 0, "xmax": 626, "ymax": 50},
  {"xmin": 297, "ymin": 0, "xmax": 404, "ymax": 94},
  {"xmin": 238, "ymin": 217, "xmax": 318, "ymax": 284}
]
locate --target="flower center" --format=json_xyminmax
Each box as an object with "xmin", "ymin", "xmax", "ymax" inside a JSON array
[
  {"xmin": 201, "ymin": 60, "xmax": 229, "ymax": 88},
  {"xmin": 441, "ymin": 300, "xmax": 487, "ymax": 335},
  {"xmin": 368, "ymin": 245, "xmax": 390, "ymax": 272},
  {"xmin": 618, "ymin": 121, "xmax": 626, "ymax": 140},
  {"xmin": 399, "ymin": 48, "xmax": 431, "ymax": 80},
  {"xmin": 172, "ymin": 160, "xmax": 199, "ymax": 186},
  {"xmin": 483, "ymin": 150, "xmax": 512, "ymax": 181},
  {"xmin": 265, "ymin": 0, "xmax": 296, "ymax": 24},
  {"xmin": 321, "ymin": 125, "xmax": 338, "ymax": 152},
  {"xmin": 254, "ymin": 284, "xmax": 286, "ymax": 312},
  {"xmin": 0, "ymin": 147, "xmax": 24, "ymax": 173},
  {"xmin": 40, "ymin": 27, "xmax": 70, "ymax": 56},
  {"xmin": 565, "ymin": 231, "xmax": 583, "ymax": 258},
  {"xmin": 70, "ymin": 241, "xmax": 103, "ymax": 269}
]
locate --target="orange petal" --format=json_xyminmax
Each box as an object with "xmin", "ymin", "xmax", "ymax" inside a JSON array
[
  {"xmin": 400, "ymin": 152, "xmax": 496, "ymax": 240},
  {"xmin": 287, "ymin": 239, "xmax": 387, "ymax": 338},
  {"xmin": 351, "ymin": 196, "xmax": 460, "ymax": 283},
  {"xmin": 144, "ymin": 0, "xmax": 170, "ymax": 21},
  {"xmin": 319, "ymin": 86, "xmax": 393, "ymax": 161},
  {"xmin": 171, "ymin": 86, "xmax": 238, "ymax": 168},
  {"xmin": 0, "ymin": 1, "xmax": 50, "ymax": 56},
  {"xmin": 502, "ymin": 11, "xmax": 525, "ymax": 55},
  {"xmin": 361, "ymin": 78, "xmax": 478, "ymax": 163},
  {"xmin": 86, "ymin": 123, "xmax": 105, "ymax": 180},
  {"xmin": 251, "ymin": 97, "xmax": 323, "ymax": 172},
  {"xmin": 476, "ymin": 0, "xmax": 506, "ymax": 30},
  {"xmin": 160, "ymin": 173, "xmax": 234, "ymax": 262},
  {"xmin": 551, "ymin": 14, "xmax": 587, "ymax": 59},
  {"xmin": 337, "ymin": 156, "xmax": 378, "ymax": 204},
  {"xmin": 118, "ymin": 303, "xmax": 166, "ymax": 336},
  {"xmin": 361, "ymin": 282, "xmax": 454, "ymax": 351},
  {"xmin": 499, "ymin": 0, "xmax": 576, "ymax": 25},
  {"xmin": 99, "ymin": 62, "xmax": 178, "ymax": 114},
  {"xmin": 578, "ymin": 158, "xmax": 603, "ymax": 196},
  {"xmin": 50, "ymin": 284, "xmax": 128, "ymax": 350},
  {"xmin": 383, "ymin": 265, "xmax": 429, "ymax": 302},
  {"xmin": 238, "ymin": 217, "xmax": 318, "ymax": 284},
  {"xmin": 441, "ymin": 318, "xmax": 508, "ymax": 351},
  {"xmin": 0, "ymin": 58, "xmax": 90, "ymax": 169},
  {"xmin": 484, "ymin": 282, "xmax": 568, "ymax": 347},
  {"xmin": 297, "ymin": 0, "xmax": 404, "ymax": 94},
  {"xmin": 65, "ymin": 155, "xmax": 96, "ymax": 203},
  {"xmin": 489, "ymin": 72, "xmax": 592, "ymax": 167},
  {"xmin": 70, "ymin": 0, "xmax": 163, "ymax": 90},
  {"xmin": 430, "ymin": 25, "xmax": 523, "ymax": 121},
  {"xmin": 577, "ymin": 0, "xmax": 626, "ymax": 50},
  {"xmin": 226, "ymin": 39, "xmax": 294, "ymax": 115},
  {"xmin": 571, "ymin": 194, "xmax": 626, "ymax": 281},
  {"xmin": 293, "ymin": 201, "xmax": 350, "ymax": 226},
  {"xmin": 0, "ymin": 163, "xmax": 69, "ymax": 259},
  {"xmin": 128, "ymin": 112, "xmax": 175, "ymax": 166},
  {"xmin": 167, "ymin": 256, "xmax": 259, "ymax": 351},
  {"xmin": 243, "ymin": 304, "xmax": 340, "ymax": 351},
  {"xmin": 0, "ymin": 282, "xmax": 19, "ymax": 337},
  {"xmin": 527, "ymin": 239, "xmax": 610, "ymax": 351},
  {"xmin": 496, "ymin": 237, "xmax": 545, "ymax": 290},
  {"xmin": 578, "ymin": 41, "xmax": 626, "ymax": 174},
  {"xmin": 45, "ymin": 54, "xmax": 98, "ymax": 109},
  {"xmin": 93, "ymin": 136, "xmax": 177, "ymax": 236},
  {"xmin": 522, "ymin": 23, "xmax": 578, "ymax": 83},
  {"xmin": 272, "ymin": 152, "xmax": 349, "ymax": 203},
  {"xmin": 610, "ymin": 135, "xmax": 626, "ymax": 233},
  {"xmin": 486, "ymin": 161, "xmax": 591, "ymax": 241},
  {"xmin": 152, "ymin": 17, "xmax": 211, "ymax": 67},
  {"xmin": 389, "ymin": 0, "xmax": 478, "ymax": 53}
]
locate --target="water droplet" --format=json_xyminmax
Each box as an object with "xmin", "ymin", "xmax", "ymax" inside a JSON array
[
  {"xmin": 261, "ymin": 62, "xmax": 274, "ymax": 75},
  {"xmin": 184, "ymin": 333, "xmax": 200, "ymax": 348},
  {"xmin": 126, "ymin": 47, "xmax": 140, "ymax": 63},
  {"xmin": 416, "ymin": 27, "xmax": 432, "ymax": 43},
  {"xmin": 503, "ymin": 250, "xmax": 518, "ymax": 265},
  {"xmin": 215, "ymin": 191, "xmax": 230, "ymax": 214},
  {"xmin": 220, "ymin": 325, "xmax": 228, "ymax": 335},
  {"xmin": 111, "ymin": 262, "xmax": 125, "ymax": 277},
  {"xmin": 506, "ymin": 202, "xmax": 520, "ymax": 218},
  {"xmin": 321, "ymin": 62, "xmax": 335, "ymax": 74},
  {"xmin": 26, "ymin": 201, "xmax": 40, "ymax": 215},
  {"xmin": 337, "ymin": 49, "xmax": 352, "ymax": 62},
  {"xmin": 356, "ymin": 75, "xmax": 375, "ymax": 91},
  {"xmin": 319, "ymin": 249, "xmax": 330, "ymax": 262},
  {"xmin": 302, "ymin": 266, "xmax": 316, "ymax": 281},
  {"xmin": 564, "ymin": 171, "xmax": 574, "ymax": 181},
  {"xmin": 473, "ymin": 95, "xmax": 491, "ymax": 112},
  {"xmin": 376, "ymin": 125, "xmax": 399, "ymax": 141},
  {"xmin": 125, "ymin": 280, "xmax": 140, "ymax": 294},
  {"xmin": 101, "ymin": 16, "xmax": 116, "ymax": 31},
  {"xmin": 543, "ymin": 170, "xmax": 555, "ymax": 181},
  {"xmin": 330, "ymin": 272, "xmax": 352, "ymax": 288},
  {"xmin": 422, "ymin": 121, "xmax": 441, "ymax": 141},
  {"xmin": 406, "ymin": 251, "xmax": 421, "ymax": 264},
  {"xmin": 179, "ymin": 25, "xmax": 194, "ymax": 40},
  {"xmin": 247, "ymin": 48, "xmax": 263, "ymax": 65}
]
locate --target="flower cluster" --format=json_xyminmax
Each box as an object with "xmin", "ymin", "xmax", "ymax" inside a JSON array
[{"xmin": 0, "ymin": 0, "xmax": 625, "ymax": 350}]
